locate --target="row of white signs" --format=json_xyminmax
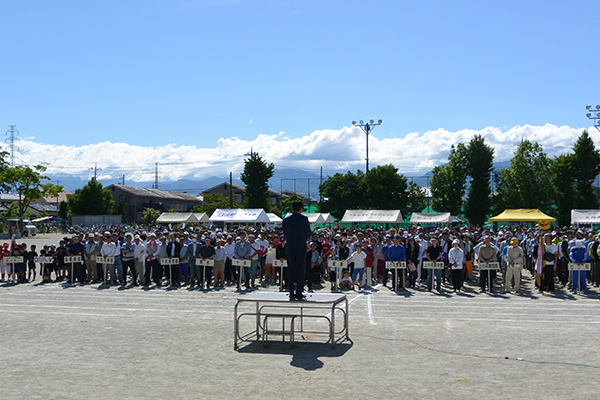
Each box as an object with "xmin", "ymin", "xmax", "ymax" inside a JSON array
[{"xmin": 3, "ymin": 256, "xmax": 592, "ymax": 272}]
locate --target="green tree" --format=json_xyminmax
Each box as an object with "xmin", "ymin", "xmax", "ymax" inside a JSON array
[
  {"xmin": 464, "ymin": 135, "xmax": 494, "ymax": 226},
  {"xmin": 430, "ymin": 143, "xmax": 469, "ymax": 215},
  {"xmin": 191, "ymin": 193, "xmax": 242, "ymax": 216},
  {"xmin": 406, "ymin": 181, "xmax": 427, "ymax": 212},
  {"xmin": 281, "ymin": 194, "xmax": 306, "ymax": 215},
  {"xmin": 552, "ymin": 154, "xmax": 575, "ymax": 226},
  {"xmin": 361, "ymin": 164, "xmax": 409, "ymax": 210},
  {"xmin": 68, "ymin": 179, "xmax": 114, "ymax": 215},
  {"xmin": 142, "ymin": 207, "xmax": 161, "ymax": 225},
  {"xmin": 240, "ymin": 151, "xmax": 275, "ymax": 211},
  {"xmin": 0, "ymin": 164, "xmax": 63, "ymax": 219},
  {"xmin": 59, "ymin": 200, "xmax": 68, "ymax": 219},
  {"xmin": 495, "ymin": 140, "xmax": 554, "ymax": 213},
  {"xmin": 571, "ymin": 130, "xmax": 600, "ymax": 209},
  {"xmin": 317, "ymin": 170, "xmax": 365, "ymax": 219}
]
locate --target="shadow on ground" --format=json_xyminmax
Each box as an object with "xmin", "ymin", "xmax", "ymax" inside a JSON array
[{"xmin": 236, "ymin": 341, "xmax": 353, "ymax": 371}]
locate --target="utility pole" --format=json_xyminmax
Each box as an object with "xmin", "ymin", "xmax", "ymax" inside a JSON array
[
  {"xmin": 90, "ymin": 163, "xmax": 102, "ymax": 180},
  {"xmin": 56, "ymin": 180, "xmax": 60, "ymax": 217},
  {"xmin": 5, "ymin": 125, "xmax": 19, "ymax": 167},
  {"xmin": 153, "ymin": 163, "xmax": 159, "ymax": 189},
  {"xmin": 122, "ymin": 174, "xmax": 126, "ymax": 185},
  {"xmin": 229, "ymin": 171, "xmax": 233, "ymax": 208},
  {"xmin": 352, "ymin": 119, "xmax": 382, "ymax": 173},
  {"xmin": 320, "ymin": 166, "xmax": 323, "ymax": 202}
]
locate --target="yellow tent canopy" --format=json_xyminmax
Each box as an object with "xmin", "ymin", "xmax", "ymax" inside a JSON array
[{"xmin": 488, "ymin": 209, "xmax": 556, "ymax": 223}]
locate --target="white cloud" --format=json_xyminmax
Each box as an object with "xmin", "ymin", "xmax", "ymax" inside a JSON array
[{"xmin": 11, "ymin": 124, "xmax": 595, "ymax": 182}]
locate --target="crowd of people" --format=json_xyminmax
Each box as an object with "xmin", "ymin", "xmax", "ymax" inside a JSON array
[{"xmin": 1, "ymin": 222, "xmax": 599, "ymax": 295}]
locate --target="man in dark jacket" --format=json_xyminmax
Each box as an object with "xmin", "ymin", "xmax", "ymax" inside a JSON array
[{"xmin": 282, "ymin": 201, "xmax": 311, "ymax": 300}]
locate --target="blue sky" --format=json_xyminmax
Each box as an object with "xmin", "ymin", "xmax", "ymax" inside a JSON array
[{"xmin": 1, "ymin": 0, "xmax": 599, "ymax": 182}]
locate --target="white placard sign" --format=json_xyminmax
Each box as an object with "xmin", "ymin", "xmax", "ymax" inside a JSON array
[
  {"xmin": 3, "ymin": 256, "xmax": 23, "ymax": 264},
  {"xmin": 328, "ymin": 260, "xmax": 347, "ymax": 269},
  {"xmin": 423, "ymin": 261, "xmax": 445, "ymax": 270},
  {"xmin": 476, "ymin": 262, "xmax": 500, "ymax": 270},
  {"xmin": 385, "ymin": 261, "xmax": 407, "ymax": 269},
  {"xmin": 199, "ymin": 259, "xmax": 215, "ymax": 266},
  {"xmin": 64, "ymin": 256, "xmax": 82, "ymax": 263},
  {"xmin": 232, "ymin": 259, "xmax": 251, "ymax": 267},
  {"xmin": 96, "ymin": 256, "xmax": 115, "ymax": 264},
  {"xmin": 568, "ymin": 263, "xmax": 591, "ymax": 271},
  {"xmin": 34, "ymin": 257, "xmax": 54, "ymax": 264},
  {"xmin": 160, "ymin": 258, "xmax": 179, "ymax": 265},
  {"xmin": 273, "ymin": 260, "xmax": 288, "ymax": 267}
]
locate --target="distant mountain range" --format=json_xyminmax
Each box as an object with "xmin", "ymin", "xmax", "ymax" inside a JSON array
[{"xmin": 48, "ymin": 162, "xmax": 513, "ymax": 197}]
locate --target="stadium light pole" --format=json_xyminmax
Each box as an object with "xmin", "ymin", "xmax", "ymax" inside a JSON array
[
  {"xmin": 352, "ymin": 119, "xmax": 382, "ymax": 173},
  {"xmin": 585, "ymin": 105, "xmax": 600, "ymax": 132}
]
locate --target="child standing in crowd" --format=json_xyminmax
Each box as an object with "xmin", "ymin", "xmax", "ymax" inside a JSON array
[
  {"xmin": 346, "ymin": 243, "xmax": 367, "ymax": 290},
  {"xmin": 264, "ymin": 241, "xmax": 276, "ymax": 284},
  {"xmin": 327, "ymin": 247, "xmax": 339, "ymax": 290},
  {"xmin": 26, "ymin": 244, "xmax": 38, "ymax": 282}
]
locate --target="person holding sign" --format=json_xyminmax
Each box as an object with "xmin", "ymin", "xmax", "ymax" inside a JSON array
[
  {"xmin": 67, "ymin": 235, "xmax": 85, "ymax": 284},
  {"xmin": 448, "ymin": 239, "xmax": 464, "ymax": 292},
  {"xmin": 234, "ymin": 231, "xmax": 253, "ymax": 289},
  {"xmin": 387, "ymin": 234, "xmax": 406, "ymax": 291},
  {"xmin": 282, "ymin": 200, "xmax": 311, "ymax": 300},
  {"xmin": 476, "ymin": 236, "xmax": 497, "ymax": 293},
  {"xmin": 505, "ymin": 237, "xmax": 524, "ymax": 293},
  {"xmin": 426, "ymin": 237, "xmax": 443, "ymax": 292},
  {"xmin": 570, "ymin": 240, "xmax": 588, "ymax": 293}
]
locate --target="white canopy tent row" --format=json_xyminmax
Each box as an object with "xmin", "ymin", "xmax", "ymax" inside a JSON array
[
  {"xmin": 571, "ymin": 209, "xmax": 600, "ymax": 225},
  {"xmin": 341, "ymin": 210, "xmax": 404, "ymax": 225},
  {"xmin": 410, "ymin": 212, "xmax": 452, "ymax": 225},
  {"xmin": 303, "ymin": 213, "xmax": 326, "ymax": 225},
  {"xmin": 266, "ymin": 213, "xmax": 283, "ymax": 226},
  {"xmin": 156, "ymin": 212, "xmax": 210, "ymax": 224},
  {"xmin": 209, "ymin": 209, "xmax": 271, "ymax": 225}
]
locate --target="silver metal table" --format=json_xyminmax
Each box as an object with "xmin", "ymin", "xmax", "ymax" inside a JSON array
[{"xmin": 234, "ymin": 292, "xmax": 349, "ymax": 349}]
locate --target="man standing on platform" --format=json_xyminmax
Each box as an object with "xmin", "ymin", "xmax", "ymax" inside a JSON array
[{"xmin": 282, "ymin": 200, "xmax": 311, "ymax": 301}]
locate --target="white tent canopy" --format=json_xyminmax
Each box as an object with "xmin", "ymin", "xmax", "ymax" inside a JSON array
[
  {"xmin": 571, "ymin": 209, "xmax": 600, "ymax": 225},
  {"xmin": 410, "ymin": 212, "xmax": 452, "ymax": 225},
  {"xmin": 192, "ymin": 213, "xmax": 210, "ymax": 223},
  {"xmin": 321, "ymin": 213, "xmax": 336, "ymax": 224},
  {"xmin": 210, "ymin": 208, "xmax": 270, "ymax": 223},
  {"xmin": 341, "ymin": 210, "xmax": 403, "ymax": 224},
  {"xmin": 304, "ymin": 213, "xmax": 326, "ymax": 224},
  {"xmin": 156, "ymin": 212, "xmax": 201, "ymax": 224},
  {"xmin": 266, "ymin": 213, "xmax": 283, "ymax": 224}
]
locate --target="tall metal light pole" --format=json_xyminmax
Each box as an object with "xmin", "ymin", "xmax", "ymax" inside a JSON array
[
  {"xmin": 586, "ymin": 105, "xmax": 600, "ymax": 132},
  {"xmin": 352, "ymin": 119, "xmax": 382, "ymax": 173}
]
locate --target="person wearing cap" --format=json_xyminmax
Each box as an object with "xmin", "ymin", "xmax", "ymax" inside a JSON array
[
  {"xmin": 84, "ymin": 234, "xmax": 99, "ymax": 283},
  {"xmin": 448, "ymin": 239, "xmax": 464, "ymax": 292},
  {"xmin": 476, "ymin": 236, "xmax": 498, "ymax": 293},
  {"xmin": 67, "ymin": 236, "xmax": 86, "ymax": 284},
  {"xmin": 100, "ymin": 235, "xmax": 117, "ymax": 284},
  {"xmin": 121, "ymin": 234, "xmax": 136, "ymax": 285},
  {"xmin": 145, "ymin": 233, "xmax": 161, "ymax": 286},
  {"xmin": 0, "ymin": 243, "xmax": 10, "ymax": 282},
  {"xmin": 282, "ymin": 200, "xmax": 312, "ymax": 300},
  {"xmin": 214, "ymin": 237, "xmax": 226, "ymax": 287},
  {"xmin": 505, "ymin": 237, "xmax": 524, "ymax": 293},
  {"xmin": 56, "ymin": 239, "xmax": 68, "ymax": 282},
  {"xmin": 188, "ymin": 234, "xmax": 202, "ymax": 288},
  {"xmin": 570, "ymin": 240, "xmax": 588, "ymax": 292},
  {"xmin": 133, "ymin": 235, "xmax": 145, "ymax": 285}
]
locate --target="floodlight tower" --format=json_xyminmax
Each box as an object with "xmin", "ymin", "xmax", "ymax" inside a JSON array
[
  {"xmin": 352, "ymin": 119, "xmax": 382, "ymax": 173},
  {"xmin": 585, "ymin": 105, "xmax": 600, "ymax": 132}
]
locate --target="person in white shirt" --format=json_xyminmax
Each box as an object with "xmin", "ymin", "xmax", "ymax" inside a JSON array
[
  {"xmin": 100, "ymin": 234, "xmax": 117, "ymax": 284},
  {"xmin": 448, "ymin": 239, "xmax": 464, "ymax": 292},
  {"xmin": 346, "ymin": 243, "xmax": 367, "ymax": 290},
  {"xmin": 133, "ymin": 235, "xmax": 146, "ymax": 285},
  {"xmin": 224, "ymin": 235, "xmax": 237, "ymax": 285}
]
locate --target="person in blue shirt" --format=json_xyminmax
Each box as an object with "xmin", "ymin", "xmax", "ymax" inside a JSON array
[
  {"xmin": 387, "ymin": 235, "xmax": 406, "ymax": 291},
  {"xmin": 570, "ymin": 240, "xmax": 588, "ymax": 292}
]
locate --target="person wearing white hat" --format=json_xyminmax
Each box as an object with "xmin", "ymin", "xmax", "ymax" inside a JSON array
[{"xmin": 448, "ymin": 239, "xmax": 464, "ymax": 292}]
